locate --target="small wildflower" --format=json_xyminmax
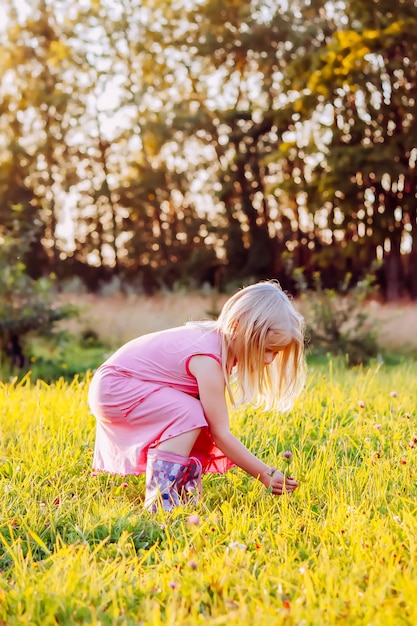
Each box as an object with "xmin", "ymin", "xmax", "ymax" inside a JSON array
[
  {"xmin": 228, "ymin": 542, "xmax": 247, "ymax": 551},
  {"xmin": 121, "ymin": 482, "xmax": 128, "ymax": 488},
  {"xmin": 53, "ymin": 497, "xmax": 60, "ymax": 506},
  {"xmin": 358, "ymin": 400, "xmax": 365, "ymax": 409},
  {"xmin": 187, "ymin": 560, "xmax": 197, "ymax": 570},
  {"xmin": 282, "ymin": 451, "xmax": 293, "ymax": 463},
  {"xmin": 225, "ymin": 600, "xmax": 239, "ymax": 609},
  {"xmin": 390, "ymin": 391, "xmax": 398, "ymax": 398},
  {"xmin": 401, "ymin": 458, "xmax": 407, "ymax": 465},
  {"xmin": 39, "ymin": 502, "xmax": 46, "ymax": 508},
  {"xmin": 374, "ymin": 424, "xmax": 382, "ymax": 430},
  {"xmin": 187, "ymin": 514, "xmax": 200, "ymax": 526},
  {"xmin": 90, "ymin": 471, "xmax": 98, "ymax": 477},
  {"xmin": 370, "ymin": 451, "xmax": 381, "ymax": 465},
  {"xmin": 168, "ymin": 581, "xmax": 177, "ymax": 590}
]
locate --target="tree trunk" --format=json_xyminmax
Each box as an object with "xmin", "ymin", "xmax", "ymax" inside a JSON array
[
  {"xmin": 408, "ymin": 251, "xmax": 417, "ymax": 300},
  {"xmin": 383, "ymin": 241, "xmax": 402, "ymax": 302}
]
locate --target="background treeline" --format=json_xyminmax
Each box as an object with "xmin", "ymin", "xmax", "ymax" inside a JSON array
[{"xmin": 1, "ymin": 0, "xmax": 417, "ymax": 300}]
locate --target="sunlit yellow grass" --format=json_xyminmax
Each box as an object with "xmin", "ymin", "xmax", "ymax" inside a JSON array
[{"xmin": 1, "ymin": 361, "xmax": 416, "ymax": 625}]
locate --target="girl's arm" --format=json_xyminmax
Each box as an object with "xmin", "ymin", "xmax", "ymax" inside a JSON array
[{"xmin": 188, "ymin": 355, "xmax": 298, "ymax": 495}]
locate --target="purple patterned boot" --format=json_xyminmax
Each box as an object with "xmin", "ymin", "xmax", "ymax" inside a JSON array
[
  {"xmin": 144, "ymin": 449, "xmax": 190, "ymax": 513},
  {"xmin": 177, "ymin": 456, "xmax": 203, "ymax": 505}
]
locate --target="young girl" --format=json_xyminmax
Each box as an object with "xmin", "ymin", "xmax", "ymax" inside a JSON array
[{"xmin": 88, "ymin": 280, "xmax": 307, "ymax": 512}]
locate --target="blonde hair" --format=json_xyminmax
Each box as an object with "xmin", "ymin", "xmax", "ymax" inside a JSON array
[{"xmin": 216, "ymin": 280, "xmax": 306, "ymax": 411}]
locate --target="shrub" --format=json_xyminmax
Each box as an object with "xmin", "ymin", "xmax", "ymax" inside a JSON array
[
  {"xmin": 295, "ymin": 270, "xmax": 380, "ymax": 366},
  {"xmin": 0, "ymin": 231, "xmax": 78, "ymax": 377}
]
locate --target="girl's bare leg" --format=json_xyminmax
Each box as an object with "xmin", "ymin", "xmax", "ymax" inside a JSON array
[{"xmin": 157, "ymin": 428, "xmax": 202, "ymax": 456}]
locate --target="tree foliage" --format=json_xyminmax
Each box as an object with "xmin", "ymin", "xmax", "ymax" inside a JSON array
[{"xmin": 1, "ymin": 0, "xmax": 416, "ymax": 298}]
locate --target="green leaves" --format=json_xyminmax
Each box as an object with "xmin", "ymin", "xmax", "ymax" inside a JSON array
[
  {"xmin": 0, "ymin": 232, "xmax": 77, "ymax": 370},
  {"xmin": 1, "ymin": 0, "xmax": 416, "ymax": 297}
]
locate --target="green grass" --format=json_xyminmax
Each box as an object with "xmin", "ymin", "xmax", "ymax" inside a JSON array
[
  {"xmin": 23, "ymin": 334, "xmax": 111, "ymax": 382},
  {"xmin": 0, "ymin": 359, "xmax": 416, "ymax": 625}
]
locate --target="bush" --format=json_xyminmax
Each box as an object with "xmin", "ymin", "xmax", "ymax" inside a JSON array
[
  {"xmin": 295, "ymin": 271, "xmax": 380, "ymax": 366},
  {"xmin": 0, "ymin": 230, "xmax": 78, "ymax": 378}
]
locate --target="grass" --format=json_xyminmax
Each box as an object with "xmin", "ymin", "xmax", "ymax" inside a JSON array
[{"xmin": 0, "ymin": 359, "xmax": 416, "ymax": 625}]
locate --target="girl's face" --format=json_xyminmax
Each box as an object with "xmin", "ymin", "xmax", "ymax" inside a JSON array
[
  {"xmin": 262, "ymin": 330, "xmax": 286, "ymax": 365},
  {"xmin": 231, "ymin": 327, "xmax": 287, "ymax": 368},
  {"xmin": 264, "ymin": 350, "xmax": 278, "ymax": 365}
]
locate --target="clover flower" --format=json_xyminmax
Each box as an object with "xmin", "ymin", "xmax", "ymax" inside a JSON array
[{"xmin": 228, "ymin": 542, "xmax": 247, "ymax": 551}]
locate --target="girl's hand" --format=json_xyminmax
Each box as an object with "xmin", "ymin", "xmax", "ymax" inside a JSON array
[
  {"xmin": 260, "ymin": 468, "xmax": 299, "ymax": 495},
  {"xmin": 189, "ymin": 357, "xmax": 300, "ymax": 490}
]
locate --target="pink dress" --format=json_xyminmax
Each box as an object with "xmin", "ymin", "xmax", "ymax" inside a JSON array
[{"xmin": 88, "ymin": 324, "xmax": 235, "ymax": 476}]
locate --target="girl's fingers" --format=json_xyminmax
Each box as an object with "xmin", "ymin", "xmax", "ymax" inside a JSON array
[{"xmin": 271, "ymin": 477, "xmax": 299, "ymax": 494}]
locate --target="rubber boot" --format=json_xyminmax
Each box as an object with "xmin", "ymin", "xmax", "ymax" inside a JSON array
[
  {"xmin": 144, "ymin": 448, "xmax": 190, "ymax": 513},
  {"xmin": 178, "ymin": 456, "xmax": 203, "ymax": 505}
]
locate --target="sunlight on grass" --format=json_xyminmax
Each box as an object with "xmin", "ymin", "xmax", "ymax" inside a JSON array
[{"xmin": 0, "ymin": 361, "xmax": 416, "ymax": 625}]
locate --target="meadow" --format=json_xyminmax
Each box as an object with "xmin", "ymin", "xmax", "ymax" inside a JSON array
[{"xmin": 1, "ymin": 356, "xmax": 416, "ymax": 625}]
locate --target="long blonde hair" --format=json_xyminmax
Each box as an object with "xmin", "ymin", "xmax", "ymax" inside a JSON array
[{"xmin": 216, "ymin": 280, "xmax": 306, "ymax": 411}]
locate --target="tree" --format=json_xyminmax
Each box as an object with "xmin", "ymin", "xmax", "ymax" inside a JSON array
[
  {"xmin": 285, "ymin": 0, "xmax": 417, "ymax": 300},
  {"xmin": 1, "ymin": 0, "xmax": 90, "ymax": 276},
  {"xmin": 1, "ymin": 0, "xmax": 416, "ymax": 298}
]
